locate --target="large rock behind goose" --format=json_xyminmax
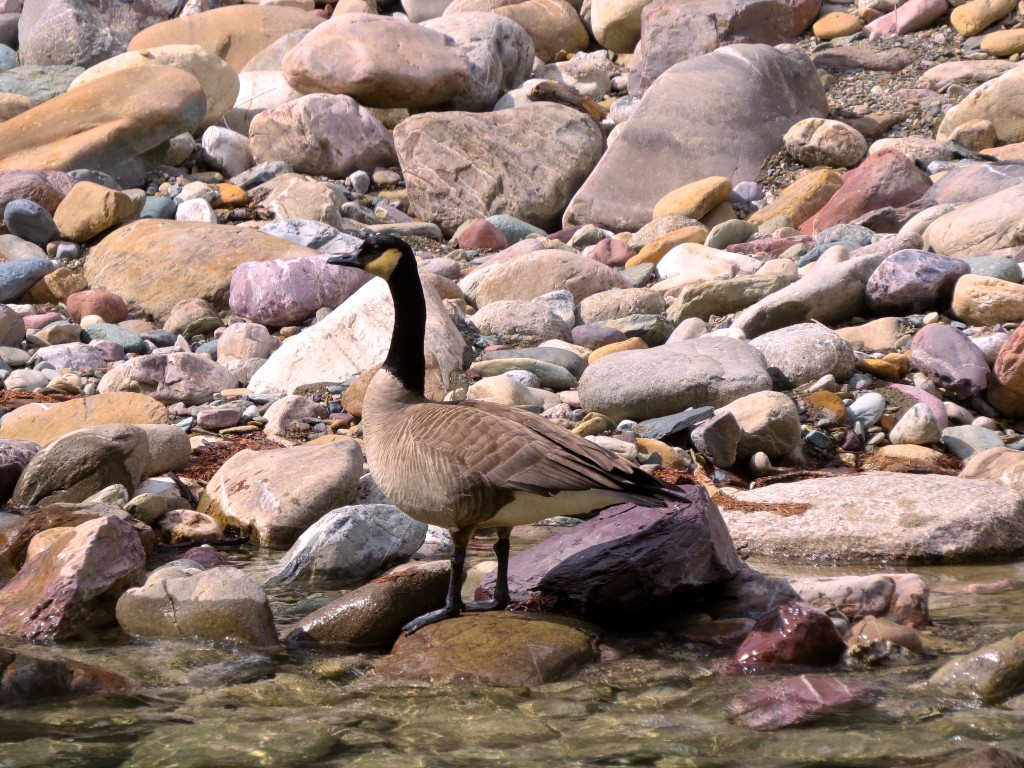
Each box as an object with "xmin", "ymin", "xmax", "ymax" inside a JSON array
[
  {"xmin": 0, "ymin": 67, "xmax": 206, "ymax": 183},
  {"xmin": 0, "ymin": 515, "xmax": 145, "ymax": 642},
  {"xmin": 628, "ymin": 0, "xmax": 820, "ymax": 96},
  {"xmin": 578, "ymin": 335, "xmax": 771, "ymax": 422},
  {"xmin": 475, "ymin": 250, "xmax": 630, "ymax": 306},
  {"xmin": 422, "ymin": 13, "xmax": 534, "ymax": 111},
  {"xmin": 721, "ymin": 472, "xmax": 1024, "ymax": 562},
  {"xmin": 476, "ymin": 489, "xmax": 741, "ymax": 621},
  {"xmin": 395, "ymin": 103, "xmax": 603, "ymax": 234},
  {"xmin": 19, "ymin": 0, "xmax": 171, "ymax": 68},
  {"xmin": 129, "ymin": 6, "xmax": 324, "ymax": 72},
  {"xmin": 197, "ymin": 439, "xmax": 363, "ymax": 548},
  {"xmin": 85, "ymin": 219, "xmax": 321, "ymax": 321},
  {"xmin": 247, "ymin": 276, "xmax": 464, "ymax": 395},
  {"xmin": 563, "ymin": 44, "xmax": 827, "ymax": 233},
  {"xmin": 282, "ymin": 13, "xmax": 470, "ymax": 108}
]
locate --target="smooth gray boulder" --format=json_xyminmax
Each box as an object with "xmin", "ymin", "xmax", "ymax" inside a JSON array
[{"xmin": 749, "ymin": 322, "xmax": 857, "ymax": 388}]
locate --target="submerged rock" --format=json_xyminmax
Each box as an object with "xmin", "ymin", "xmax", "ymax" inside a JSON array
[{"xmin": 729, "ymin": 674, "xmax": 878, "ymax": 731}]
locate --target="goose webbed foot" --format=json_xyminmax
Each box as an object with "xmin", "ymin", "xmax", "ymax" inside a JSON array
[{"xmin": 402, "ymin": 603, "xmax": 462, "ymax": 635}]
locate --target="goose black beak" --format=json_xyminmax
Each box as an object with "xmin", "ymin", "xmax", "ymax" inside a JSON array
[{"xmin": 326, "ymin": 251, "xmax": 361, "ymax": 268}]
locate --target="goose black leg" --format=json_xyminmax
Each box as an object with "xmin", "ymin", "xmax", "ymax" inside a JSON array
[
  {"xmin": 464, "ymin": 526, "xmax": 512, "ymax": 612},
  {"xmin": 402, "ymin": 526, "xmax": 473, "ymax": 635}
]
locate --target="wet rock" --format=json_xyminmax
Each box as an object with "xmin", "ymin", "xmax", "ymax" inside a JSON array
[
  {"xmin": 98, "ymin": 353, "xmax": 237, "ymax": 406},
  {"xmin": 13, "ymin": 425, "xmax": 150, "ymax": 506},
  {"xmin": 789, "ymin": 573, "xmax": 929, "ymax": 627},
  {"xmin": 749, "ymin": 322, "xmax": 856, "ymax": 388},
  {"xmin": 197, "ymin": 439, "xmax": 363, "ymax": 548},
  {"xmin": 0, "ymin": 515, "xmax": 145, "ymax": 641},
  {"xmin": 930, "ymin": 630, "xmax": 1024, "ymax": 703},
  {"xmin": 723, "ymin": 472, "xmax": 1024, "ymax": 562},
  {"xmin": 910, "ymin": 323, "xmax": 989, "ymax": 399},
  {"xmin": 476, "ymin": 490, "xmax": 742, "ymax": 621},
  {"xmin": 849, "ymin": 616, "xmax": 924, "ymax": 654},
  {"xmin": 934, "ymin": 747, "xmax": 1024, "ymax": 768},
  {"xmin": 283, "ymin": 560, "xmax": 450, "ymax": 647},
  {"xmin": 0, "ymin": 392, "xmax": 168, "ymax": 446},
  {"xmin": 0, "ymin": 502, "xmax": 140, "ymax": 567},
  {"xmin": 728, "ymin": 674, "xmax": 878, "ymax": 731},
  {"xmin": 376, "ymin": 613, "xmax": 598, "ymax": 687},
  {"xmin": 735, "ymin": 601, "xmax": 846, "ymax": 667},
  {"xmin": 866, "ymin": 250, "xmax": 970, "ymax": 314},
  {"xmin": 157, "ymin": 510, "xmax": 223, "ymax": 545},
  {"xmin": 116, "ymin": 565, "xmax": 277, "ymax": 646},
  {"xmin": 268, "ymin": 504, "xmax": 426, "ymax": 586},
  {"xmin": 0, "ymin": 647, "xmax": 131, "ymax": 706}
]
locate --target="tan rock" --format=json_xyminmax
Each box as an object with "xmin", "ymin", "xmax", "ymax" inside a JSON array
[
  {"xmin": 947, "ymin": 119, "xmax": 998, "ymax": 152},
  {"xmin": 924, "ymin": 184, "xmax": 1024, "ymax": 258},
  {"xmin": 25, "ymin": 527, "xmax": 75, "ymax": 562},
  {"xmin": 784, "ymin": 117, "xmax": 867, "ymax": 168},
  {"xmin": 624, "ymin": 226, "xmax": 708, "ymax": 268},
  {"xmin": 54, "ymin": 182, "xmax": 137, "ymax": 242},
  {"xmin": 445, "ymin": 0, "xmax": 589, "ymax": 61},
  {"xmin": 84, "ymin": 219, "xmax": 321, "ymax": 321},
  {"xmin": 834, "ymin": 317, "xmax": 902, "ymax": 352},
  {"xmin": 652, "ymin": 176, "xmax": 731, "ymax": 221},
  {"xmin": 950, "ymin": 0, "xmax": 1015, "ymax": 36},
  {"xmin": 0, "ymin": 67, "xmax": 206, "ymax": 179},
  {"xmin": 588, "ymin": 336, "xmax": 648, "ymax": 363},
  {"xmin": 0, "ymin": 392, "xmax": 169, "ymax": 446},
  {"xmin": 937, "ymin": 65, "xmax": 1024, "ymax": 144},
  {"xmin": 591, "ymin": 0, "xmax": 651, "ymax": 52},
  {"xmin": 981, "ymin": 28, "xmax": 1024, "ymax": 57},
  {"xmin": 282, "ymin": 13, "xmax": 470, "ymax": 109},
  {"xmin": 0, "ymin": 94, "xmax": 33, "ymax": 122},
  {"xmin": 476, "ymin": 249, "xmax": 630, "ymax": 306},
  {"xmin": 813, "ymin": 11, "xmax": 862, "ymax": 39},
  {"xmin": 981, "ymin": 142, "xmax": 1024, "ymax": 161},
  {"xmin": 747, "ymin": 169, "xmax": 843, "ymax": 228},
  {"xmin": 69, "ymin": 45, "xmax": 241, "ymax": 130},
  {"xmin": 24, "ymin": 267, "xmax": 87, "ymax": 304},
  {"xmin": 128, "ymin": 5, "xmax": 323, "ymax": 72},
  {"xmin": 951, "ymin": 274, "xmax": 1024, "ymax": 326}
]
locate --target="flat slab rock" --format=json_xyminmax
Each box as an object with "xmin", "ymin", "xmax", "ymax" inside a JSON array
[
  {"xmin": 374, "ymin": 613, "xmax": 599, "ymax": 687},
  {"xmin": 728, "ymin": 674, "xmax": 879, "ymax": 731},
  {"xmin": 722, "ymin": 472, "xmax": 1024, "ymax": 562}
]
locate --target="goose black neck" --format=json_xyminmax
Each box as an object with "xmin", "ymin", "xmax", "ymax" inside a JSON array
[{"xmin": 383, "ymin": 251, "xmax": 426, "ymax": 395}]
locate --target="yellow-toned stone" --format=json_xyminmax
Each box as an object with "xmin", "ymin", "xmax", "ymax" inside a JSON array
[
  {"xmin": 588, "ymin": 336, "xmax": 648, "ymax": 363},
  {"xmin": 802, "ymin": 390, "xmax": 846, "ymax": 424},
  {"xmin": 214, "ymin": 183, "xmax": 249, "ymax": 208},
  {"xmin": 636, "ymin": 437, "xmax": 686, "ymax": 468},
  {"xmin": 0, "ymin": 392, "xmax": 169, "ymax": 445},
  {"xmin": 572, "ymin": 412, "xmax": 613, "ymax": 436},
  {"xmin": 883, "ymin": 353, "xmax": 911, "ymax": 376},
  {"xmin": 700, "ymin": 201, "xmax": 736, "ymax": 228},
  {"xmin": 856, "ymin": 358, "xmax": 901, "ymax": 381},
  {"xmin": 54, "ymin": 181, "xmax": 137, "ymax": 242},
  {"xmin": 952, "ymin": 273, "xmax": 1024, "ymax": 326},
  {"xmin": 951, "ymin": 0, "xmax": 1016, "ymax": 37},
  {"xmin": 747, "ymin": 168, "xmax": 843, "ymax": 228},
  {"xmin": 25, "ymin": 267, "xmax": 88, "ymax": 304},
  {"xmin": 981, "ymin": 28, "xmax": 1024, "ymax": 56},
  {"xmin": 652, "ymin": 176, "xmax": 732, "ymax": 221},
  {"xmin": 625, "ymin": 226, "xmax": 707, "ymax": 268},
  {"xmin": 813, "ymin": 11, "xmax": 862, "ymax": 39},
  {"xmin": 983, "ymin": 142, "xmax": 1024, "ymax": 161},
  {"xmin": 0, "ymin": 93, "xmax": 32, "ymax": 122},
  {"xmin": 26, "ymin": 527, "xmax": 75, "ymax": 562}
]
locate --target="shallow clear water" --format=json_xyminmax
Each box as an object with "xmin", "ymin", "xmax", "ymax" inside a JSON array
[{"xmin": 3, "ymin": 544, "xmax": 1024, "ymax": 768}]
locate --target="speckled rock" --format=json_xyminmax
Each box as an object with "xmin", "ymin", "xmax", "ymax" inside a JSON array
[
  {"xmin": 910, "ymin": 323, "xmax": 990, "ymax": 399},
  {"xmin": 98, "ymin": 353, "xmax": 237, "ymax": 406},
  {"xmin": 952, "ymin": 274, "xmax": 1024, "ymax": 326},
  {"xmin": 749, "ymin": 323, "xmax": 857, "ymax": 388},
  {"xmin": 866, "ymin": 250, "xmax": 970, "ymax": 314},
  {"xmin": 784, "ymin": 118, "xmax": 867, "ymax": 168}
]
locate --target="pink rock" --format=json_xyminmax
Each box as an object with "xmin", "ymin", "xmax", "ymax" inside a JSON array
[
  {"xmin": 789, "ymin": 573, "xmax": 930, "ymax": 628},
  {"xmin": 734, "ymin": 602, "xmax": 846, "ymax": 667},
  {"xmin": 727, "ymin": 235, "xmax": 813, "ymax": 258},
  {"xmin": 728, "ymin": 674, "xmax": 878, "ymax": 731},
  {"xmin": 88, "ymin": 339, "xmax": 126, "ymax": 362},
  {"xmin": 866, "ymin": 0, "xmax": 948, "ymax": 36},
  {"xmin": 66, "ymin": 289, "xmax": 129, "ymax": 324},
  {"xmin": 801, "ymin": 149, "xmax": 932, "ymax": 235},
  {"xmin": 457, "ymin": 219, "xmax": 508, "ymax": 250},
  {"xmin": 585, "ymin": 238, "xmax": 635, "ymax": 268},
  {"xmin": 888, "ymin": 383, "xmax": 949, "ymax": 430},
  {"xmin": 228, "ymin": 254, "xmax": 372, "ymax": 326},
  {"xmin": 480, "ymin": 238, "xmax": 549, "ymax": 267},
  {"xmin": 23, "ymin": 311, "xmax": 64, "ymax": 330}
]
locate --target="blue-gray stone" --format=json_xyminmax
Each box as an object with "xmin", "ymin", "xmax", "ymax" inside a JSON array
[
  {"xmin": 259, "ymin": 219, "xmax": 342, "ymax": 250},
  {"xmin": 67, "ymin": 169, "xmax": 120, "ymax": 190},
  {"xmin": 815, "ymin": 224, "xmax": 874, "ymax": 247},
  {"xmin": 635, "ymin": 406, "xmax": 715, "ymax": 440},
  {"xmin": 941, "ymin": 425, "xmax": 1004, "ymax": 459},
  {"xmin": 82, "ymin": 324, "xmax": 147, "ymax": 354},
  {"xmin": 54, "ymin": 242, "xmax": 79, "ymax": 261},
  {"xmin": 729, "ymin": 181, "xmax": 764, "ymax": 205},
  {"xmin": 622, "ymin": 262, "xmax": 655, "ymax": 287},
  {"xmin": 3, "ymin": 199, "xmax": 58, "ymax": 245},
  {"xmin": 969, "ymin": 256, "xmax": 1021, "ymax": 284},
  {"xmin": 230, "ymin": 161, "xmax": 293, "ymax": 191},
  {"xmin": 487, "ymin": 214, "xmax": 545, "ymax": 244},
  {"xmin": 266, "ymin": 504, "xmax": 427, "ymax": 586},
  {"xmin": 603, "ymin": 314, "xmax": 674, "ymax": 346},
  {"xmin": 0, "ymin": 46, "xmax": 17, "ymax": 72},
  {"xmin": 0, "ymin": 65, "xmax": 83, "ymax": 104},
  {"xmin": 140, "ymin": 196, "xmax": 178, "ymax": 220},
  {"xmin": 797, "ymin": 240, "xmax": 860, "ymax": 267},
  {"xmin": 0, "ymin": 259, "xmax": 55, "ymax": 302},
  {"xmin": 483, "ymin": 346, "xmax": 587, "ymax": 378},
  {"xmin": 142, "ymin": 329, "xmax": 177, "ymax": 347},
  {"xmin": 195, "ymin": 340, "xmax": 219, "ymax": 358}
]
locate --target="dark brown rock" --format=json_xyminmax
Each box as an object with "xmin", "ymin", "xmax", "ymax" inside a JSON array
[
  {"xmin": 0, "ymin": 515, "xmax": 145, "ymax": 642},
  {"xmin": 866, "ymin": 249, "xmax": 970, "ymax": 314},
  {"xmin": 283, "ymin": 560, "xmax": 450, "ymax": 648},
  {"xmin": 0, "ymin": 647, "xmax": 131, "ymax": 706},
  {"xmin": 910, "ymin": 323, "xmax": 990, "ymax": 399},
  {"xmin": 728, "ymin": 674, "xmax": 878, "ymax": 731},
  {"xmin": 475, "ymin": 489, "xmax": 743, "ymax": 622},
  {"xmin": 375, "ymin": 613, "xmax": 599, "ymax": 687},
  {"xmin": 0, "ymin": 502, "xmax": 134, "ymax": 568},
  {"xmin": 734, "ymin": 602, "xmax": 846, "ymax": 667}
]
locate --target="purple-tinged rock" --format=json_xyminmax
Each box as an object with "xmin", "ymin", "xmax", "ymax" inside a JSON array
[
  {"xmin": 24, "ymin": 311, "xmax": 63, "ymax": 330},
  {"xmin": 0, "ymin": 171, "xmax": 74, "ymax": 233},
  {"xmin": 909, "ymin": 323, "xmax": 989, "ymax": 398},
  {"xmin": 866, "ymin": 249, "xmax": 970, "ymax": 314},
  {"xmin": 888, "ymin": 383, "xmax": 949, "ymax": 430},
  {"xmin": 726, "ymin": 234, "xmax": 813, "ymax": 257},
  {"xmin": 790, "ymin": 572, "xmax": 929, "ymax": 628},
  {"xmin": 475, "ymin": 489, "xmax": 743, "ymax": 622},
  {"xmin": 88, "ymin": 339, "xmax": 126, "ymax": 362},
  {"xmin": 0, "ymin": 439, "xmax": 39, "ymax": 504},
  {"xmin": 585, "ymin": 238, "xmax": 634, "ymax": 268},
  {"xmin": 571, "ymin": 323, "xmax": 627, "ymax": 350},
  {"xmin": 34, "ymin": 342, "xmax": 107, "ymax": 372},
  {"xmin": 229, "ymin": 254, "xmax": 371, "ymax": 326},
  {"xmin": 865, "ymin": 0, "xmax": 948, "ymax": 35},
  {"xmin": 196, "ymin": 406, "xmax": 244, "ymax": 431},
  {"xmin": 734, "ymin": 602, "xmax": 846, "ymax": 667},
  {"xmin": 728, "ymin": 674, "xmax": 879, "ymax": 731}
]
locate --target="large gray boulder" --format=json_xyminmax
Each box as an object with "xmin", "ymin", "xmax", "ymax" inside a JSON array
[
  {"xmin": 395, "ymin": 103, "xmax": 603, "ymax": 234},
  {"xmin": 577, "ymin": 335, "xmax": 772, "ymax": 422},
  {"xmin": 563, "ymin": 44, "xmax": 827, "ymax": 233}
]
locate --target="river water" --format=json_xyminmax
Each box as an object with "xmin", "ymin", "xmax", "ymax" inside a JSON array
[{"xmin": 3, "ymin": 545, "xmax": 1024, "ymax": 768}]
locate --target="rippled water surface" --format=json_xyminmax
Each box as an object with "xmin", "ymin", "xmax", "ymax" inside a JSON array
[{"xmin": 4, "ymin": 547, "xmax": 1024, "ymax": 768}]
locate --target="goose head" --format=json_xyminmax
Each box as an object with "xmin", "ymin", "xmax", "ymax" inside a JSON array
[{"xmin": 327, "ymin": 234, "xmax": 412, "ymax": 281}]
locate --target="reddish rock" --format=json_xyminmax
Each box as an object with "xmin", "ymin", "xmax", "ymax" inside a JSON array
[
  {"xmin": 475, "ymin": 489, "xmax": 743, "ymax": 622},
  {"xmin": 800, "ymin": 149, "xmax": 931, "ymax": 235},
  {"xmin": 66, "ymin": 289, "xmax": 130, "ymax": 324},
  {"xmin": 990, "ymin": 325, "xmax": 1024, "ymax": 417},
  {"xmin": 865, "ymin": 0, "xmax": 948, "ymax": 35},
  {"xmin": 910, "ymin": 323, "xmax": 990, "ymax": 399},
  {"xmin": 175, "ymin": 545, "xmax": 232, "ymax": 568},
  {"xmin": 457, "ymin": 219, "xmax": 508, "ymax": 250},
  {"xmin": 24, "ymin": 311, "xmax": 64, "ymax": 330},
  {"xmin": 734, "ymin": 602, "xmax": 846, "ymax": 667},
  {"xmin": 789, "ymin": 573, "xmax": 930, "ymax": 628},
  {"xmin": 0, "ymin": 515, "xmax": 145, "ymax": 641},
  {"xmin": 0, "ymin": 647, "xmax": 131, "ymax": 706},
  {"xmin": 726, "ymin": 234, "xmax": 813, "ymax": 257},
  {"xmin": 586, "ymin": 238, "xmax": 636, "ymax": 268},
  {"xmin": 728, "ymin": 674, "xmax": 878, "ymax": 731},
  {"xmin": 865, "ymin": 249, "xmax": 970, "ymax": 314},
  {"xmin": 228, "ymin": 254, "xmax": 371, "ymax": 326},
  {"xmin": 0, "ymin": 171, "xmax": 75, "ymax": 234}
]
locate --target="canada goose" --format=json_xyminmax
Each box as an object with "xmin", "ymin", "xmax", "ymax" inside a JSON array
[{"xmin": 328, "ymin": 235, "xmax": 686, "ymax": 634}]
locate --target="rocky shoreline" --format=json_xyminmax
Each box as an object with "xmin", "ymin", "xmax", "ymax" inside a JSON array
[{"xmin": 2, "ymin": 0, "xmax": 1024, "ymax": 761}]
